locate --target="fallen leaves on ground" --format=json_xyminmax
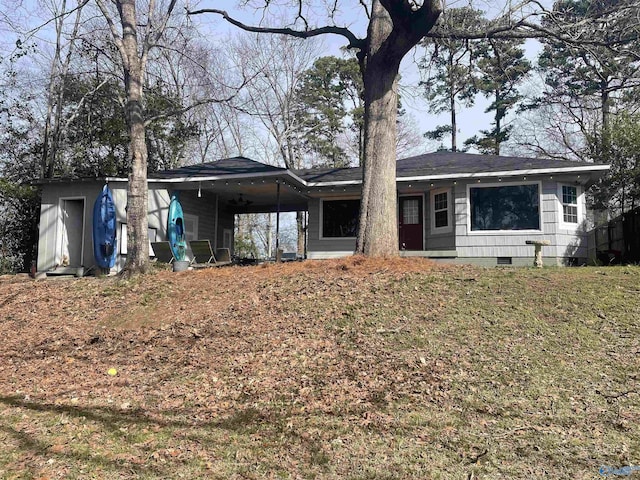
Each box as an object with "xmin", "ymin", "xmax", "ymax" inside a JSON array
[{"xmin": 0, "ymin": 258, "xmax": 638, "ymax": 479}]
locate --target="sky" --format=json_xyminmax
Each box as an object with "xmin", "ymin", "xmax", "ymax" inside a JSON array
[
  {"xmin": 193, "ymin": 0, "xmax": 546, "ymax": 156},
  {"xmin": 1, "ymin": 0, "xmax": 547, "ymax": 158}
]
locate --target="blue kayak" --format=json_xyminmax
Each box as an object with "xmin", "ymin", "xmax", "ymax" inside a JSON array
[
  {"xmin": 168, "ymin": 192, "xmax": 187, "ymax": 261},
  {"xmin": 92, "ymin": 185, "xmax": 117, "ymax": 268}
]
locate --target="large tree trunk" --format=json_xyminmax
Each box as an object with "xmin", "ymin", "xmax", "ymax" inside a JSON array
[
  {"xmin": 355, "ymin": 0, "xmax": 400, "ymax": 256},
  {"xmin": 120, "ymin": 0, "xmax": 150, "ymax": 275},
  {"xmin": 191, "ymin": 0, "xmax": 441, "ymax": 259}
]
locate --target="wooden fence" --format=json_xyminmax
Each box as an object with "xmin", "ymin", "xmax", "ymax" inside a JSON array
[{"xmin": 588, "ymin": 206, "xmax": 640, "ymax": 264}]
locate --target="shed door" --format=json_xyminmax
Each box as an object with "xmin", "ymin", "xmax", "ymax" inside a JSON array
[
  {"xmin": 60, "ymin": 199, "xmax": 85, "ymax": 266},
  {"xmin": 399, "ymin": 196, "xmax": 423, "ymax": 250}
]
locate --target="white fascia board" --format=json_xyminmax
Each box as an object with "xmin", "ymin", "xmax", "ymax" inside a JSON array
[
  {"xmin": 304, "ymin": 180, "xmax": 363, "ymax": 187},
  {"xmin": 107, "ymin": 164, "xmax": 609, "ymax": 187},
  {"xmin": 144, "ymin": 170, "xmax": 286, "ymax": 183},
  {"xmin": 397, "ymin": 165, "xmax": 610, "ymax": 182},
  {"xmin": 286, "ymin": 170, "xmax": 312, "ymax": 186}
]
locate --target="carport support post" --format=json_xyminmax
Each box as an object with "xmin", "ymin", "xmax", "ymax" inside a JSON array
[{"xmin": 275, "ymin": 180, "xmax": 281, "ymax": 262}]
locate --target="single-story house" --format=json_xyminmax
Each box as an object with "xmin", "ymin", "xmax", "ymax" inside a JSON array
[{"xmin": 36, "ymin": 152, "xmax": 609, "ymax": 273}]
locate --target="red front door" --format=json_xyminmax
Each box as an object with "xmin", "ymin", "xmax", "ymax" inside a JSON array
[{"xmin": 399, "ymin": 196, "xmax": 423, "ymax": 250}]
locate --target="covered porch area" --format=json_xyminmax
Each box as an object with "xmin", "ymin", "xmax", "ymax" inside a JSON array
[{"xmin": 150, "ymin": 157, "xmax": 310, "ymax": 261}]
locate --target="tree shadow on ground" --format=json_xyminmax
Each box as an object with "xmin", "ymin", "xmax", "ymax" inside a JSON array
[{"xmin": 0, "ymin": 394, "xmax": 333, "ymax": 476}]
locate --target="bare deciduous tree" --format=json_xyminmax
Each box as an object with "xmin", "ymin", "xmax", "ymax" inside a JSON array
[{"xmin": 233, "ymin": 33, "xmax": 320, "ymax": 256}]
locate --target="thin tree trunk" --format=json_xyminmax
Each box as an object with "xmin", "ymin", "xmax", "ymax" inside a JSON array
[
  {"xmin": 494, "ymin": 90, "xmax": 501, "ymax": 155},
  {"xmin": 120, "ymin": 0, "xmax": 150, "ymax": 274},
  {"xmin": 296, "ymin": 211, "xmax": 304, "ymax": 256},
  {"xmin": 41, "ymin": 0, "xmax": 66, "ymax": 179},
  {"xmin": 41, "ymin": 0, "xmax": 85, "ymax": 179},
  {"xmin": 449, "ymin": 54, "xmax": 457, "ymax": 152},
  {"xmin": 266, "ymin": 214, "xmax": 272, "ymax": 258},
  {"xmin": 450, "ymin": 90, "xmax": 457, "ymax": 152},
  {"xmin": 600, "ymin": 83, "xmax": 611, "ymax": 165}
]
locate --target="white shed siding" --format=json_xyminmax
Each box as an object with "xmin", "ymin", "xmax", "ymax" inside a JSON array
[
  {"xmin": 37, "ymin": 188, "xmax": 59, "ymax": 271},
  {"xmin": 37, "ymin": 182, "xmax": 103, "ymax": 271},
  {"xmin": 147, "ymin": 186, "xmax": 171, "ymax": 238}
]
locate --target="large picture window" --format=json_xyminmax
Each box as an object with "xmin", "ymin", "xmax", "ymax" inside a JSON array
[
  {"xmin": 322, "ymin": 199, "xmax": 360, "ymax": 238},
  {"xmin": 470, "ymin": 184, "xmax": 540, "ymax": 231}
]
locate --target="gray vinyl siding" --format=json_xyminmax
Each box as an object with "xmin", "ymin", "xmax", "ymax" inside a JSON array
[
  {"xmin": 179, "ymin": 190, "xmax": 218, "ymax": 241},
  {"xmin": 217, "ymin": 203, "xmax": 234, "ymax": 253},
  {"xmin": 424, "ymin": 187, "xmax": 455, "ymax": 251},
  {"xmin": 307, "ymin": 198, "xmax": 356, "ymax": 258},
  {"xmin": 454, "ymin": 178, "xmax": 588, "ymax": 262}
]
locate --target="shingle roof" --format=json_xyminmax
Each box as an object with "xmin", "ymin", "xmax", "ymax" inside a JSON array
[
  {"xmin": 34, "ymin": 151, "xmax": 608, "ymax": 186},
  {"xmin": 293, "ymin": 152, "xmax": 608, "ymax": 184},
  {"xmin": 150, "ymin": 156, "xmax": 286, "ymax": 179}
]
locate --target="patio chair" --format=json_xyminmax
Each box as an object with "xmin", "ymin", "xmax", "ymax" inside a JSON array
[
  {"xmin": 190, "ymin": 241, "xmax": 232, "ymax": 268},
  {"xmin": 150, "ymin": 241, "xmax": 175, "ymax": 264},
  {"xmin": 215, "ymin": 248, "xmax": 232, "ymax": 264}
]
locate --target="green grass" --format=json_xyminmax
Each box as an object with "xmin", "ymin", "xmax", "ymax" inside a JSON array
[{"xmin": 0, "ymin": 263, "xmax": 638, "ymax": 479}]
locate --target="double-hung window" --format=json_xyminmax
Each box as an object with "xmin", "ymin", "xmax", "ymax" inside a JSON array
[
  {"xmin": 183, "ymin": 214, "xmax": 199, "ymax": 241},
  {"xmin": 561, "ymin": 186, "xmax": 578, "ymax": 224},
  {"xmin": 430, "ymin": 188, "xmax": 452, "ymax": 234},
  {"xmin": 559, "ymin": 184, "xmax": 582, "ymax": 229}
]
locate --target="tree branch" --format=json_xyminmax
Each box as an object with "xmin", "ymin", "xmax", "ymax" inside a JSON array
[
  {"xmin": 187, "ymin": 8, "xmax": 365, "ymax": 51},
  {"xmin": 144, "ymin": 75, "xmax": 252, "ymax": 127},
  {"xmin": 95, "ymin": 0, "xmax": 128, "ymax": 69},
  {"xmin": 62, "ymin": 78, "xmax": 111, "ymax": 132},
  {"xmin": 427, "ymin": 15, "xmax": 639, "ymax": 50}
]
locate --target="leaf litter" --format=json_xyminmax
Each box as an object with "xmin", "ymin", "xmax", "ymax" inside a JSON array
[{"xmin": 0, "ymin": 258, "xmax": 638, "ymax": 479}]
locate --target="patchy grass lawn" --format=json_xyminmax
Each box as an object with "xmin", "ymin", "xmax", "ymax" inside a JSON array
[{"xmin": 0, "ymin": 258, "xmax": 638, "ymax": 479}]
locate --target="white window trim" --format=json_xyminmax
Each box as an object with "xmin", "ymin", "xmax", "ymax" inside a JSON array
[
  {"xmin": 466, "ymin": 181, "xmax": 543, "ymax": 235},
  {"xmin": 57, "ymin": 196, "xmax": 86, "ymax": 266},
  {"xmin": 319, "ymin": 197, "xmax": 360, "ymax": 240},
  {"xmin": 430, "ymin": 188, "xmax": 452, "ymax": 235},
  {"xmin": 183, "ymin": 213, "xmax": 199, "ymax": 241},
  {"xmin": 119, "ymin": 224, "xmax": 157, "ymax": 256},
  {"xmin": 558, "ymin": 183, "xmax": 583, "ymax": 231}
]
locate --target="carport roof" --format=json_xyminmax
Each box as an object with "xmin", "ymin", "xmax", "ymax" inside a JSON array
[{"xmin": 150, "ymin": 156, "xmax": 286, "ymax": 179}]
